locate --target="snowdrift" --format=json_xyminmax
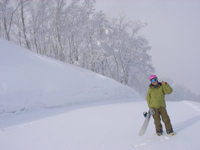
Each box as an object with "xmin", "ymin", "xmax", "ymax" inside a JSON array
[{"xmin": 0, "ymin": 39, "xmax": 141, "ymax": 113}]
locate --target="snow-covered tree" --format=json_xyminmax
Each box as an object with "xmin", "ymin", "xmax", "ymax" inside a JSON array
[
  {"xmin": 0, "ymin": 0, "xmax": 158, "ymax": 97},
  {"xmin": 0, "ymin": 0, "xmax": 20, "ymax": 41}
]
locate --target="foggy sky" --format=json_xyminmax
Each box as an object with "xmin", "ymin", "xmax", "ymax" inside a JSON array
[{"xmin": 95, "ymin": 0, "xmax": 200, "ymax": 95}]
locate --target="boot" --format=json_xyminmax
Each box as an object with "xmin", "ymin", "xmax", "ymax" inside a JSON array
[
  {"xmin": 155, "ymin": 129, "xmax": 163, "ymax": 136},
  {"xmin": 167, "ymin": 129, "xmax": 176, "ymax": 136}
]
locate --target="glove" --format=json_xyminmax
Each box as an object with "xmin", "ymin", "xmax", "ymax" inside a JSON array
[
  {"xmin": 149, "ymin": 108, "xmax": 155, "ymax": 115},
  {"xmin": 161, "ymin": 81, "xmax": 167, "ymax": 85}
]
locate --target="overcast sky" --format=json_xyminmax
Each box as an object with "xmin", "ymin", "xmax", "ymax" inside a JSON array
[{"xmin": 95, "ymin": 0, "xmax": 200, "ymax": 95}]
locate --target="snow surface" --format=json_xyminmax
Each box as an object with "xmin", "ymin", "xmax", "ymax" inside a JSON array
[
  {"xmin": 0, "ymin": 39, "xmax": 200, "ymax": 150},
  {"xmin": 0, "ymin": 101, "xmax": 200, "ymax": 150}
]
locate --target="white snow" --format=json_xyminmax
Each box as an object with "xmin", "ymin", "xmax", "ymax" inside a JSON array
[
  {"xmin": 105, "ymin": 29, "xmax": 109, "ymax": 34},
  {"xmin": 97, "ymin": 41, "xmax": 101, "ymax": 46},
  {"xmin": 0, "ymin": 39, "xmax": 200, "ymax": 150}
]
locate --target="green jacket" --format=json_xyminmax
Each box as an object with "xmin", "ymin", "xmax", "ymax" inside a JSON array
[{"xmin": 146, "ymin": 82, "xmax": 173, "ymax": 108}]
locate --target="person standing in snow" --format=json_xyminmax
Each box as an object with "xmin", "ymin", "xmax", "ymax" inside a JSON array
[{"xmin": 146, "ymin": 75, "xmax": 176, "ymax": 136}]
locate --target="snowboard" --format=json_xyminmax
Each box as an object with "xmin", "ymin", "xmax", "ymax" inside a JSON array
[{"xmin": 139, "ymin": 110, "xmax": 151, "ymax": 136}]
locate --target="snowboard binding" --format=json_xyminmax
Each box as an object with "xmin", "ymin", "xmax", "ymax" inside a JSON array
[
  {"xmin": 143, "ymin": 111, "xmax": 147, "ymax": 118},
  {"xmin": 143, "ymin": 108, "xmax": 155, "ymax": 118}
]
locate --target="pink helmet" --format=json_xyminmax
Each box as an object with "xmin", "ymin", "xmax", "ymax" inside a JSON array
[{"xmin": 149, "ymin": 75, "xmax": 157, "ymax": 81}]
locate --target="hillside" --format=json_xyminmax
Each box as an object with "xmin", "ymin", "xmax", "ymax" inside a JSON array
[{"xmin": 0, "ymin": 39, "xmax": 140, "ymax": 113}]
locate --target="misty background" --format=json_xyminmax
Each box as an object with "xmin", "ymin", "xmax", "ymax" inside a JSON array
[
  {"xmin": 95, "ymin": 0, "xmax": 200, "ymax": 96},
  {"xmin": 0, "ymin": 0, "xmax": 199, "ymax": 101}
]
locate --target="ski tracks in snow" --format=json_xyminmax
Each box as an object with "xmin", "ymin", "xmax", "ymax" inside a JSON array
[
  {"xmin": 0, "ymin": 122, "xmax": 34, "ymax": 132},
  {"xmin": 183, "ymin": 101, "xmax": 200, "ymax": 112}
]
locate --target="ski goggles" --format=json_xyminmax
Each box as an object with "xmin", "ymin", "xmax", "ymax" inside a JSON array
[{"xmin": 151, "ymin": 78, "xmax": 157, "ymax": 83}]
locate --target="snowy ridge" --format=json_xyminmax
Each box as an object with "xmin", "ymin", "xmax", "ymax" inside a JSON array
[{"xmin": 0, "ymin": 39, "xmax": 141, "ymax": 113}]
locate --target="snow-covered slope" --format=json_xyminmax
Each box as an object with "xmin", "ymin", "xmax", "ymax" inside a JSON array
[{"xmin": 0, "ymin": 39, "xmax": 140, "ymax": 113}]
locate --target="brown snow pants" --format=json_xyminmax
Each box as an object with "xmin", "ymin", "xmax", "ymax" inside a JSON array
[{"xmin": 152, "ymin": 107, "xmax": 172, "ymax": 132}]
